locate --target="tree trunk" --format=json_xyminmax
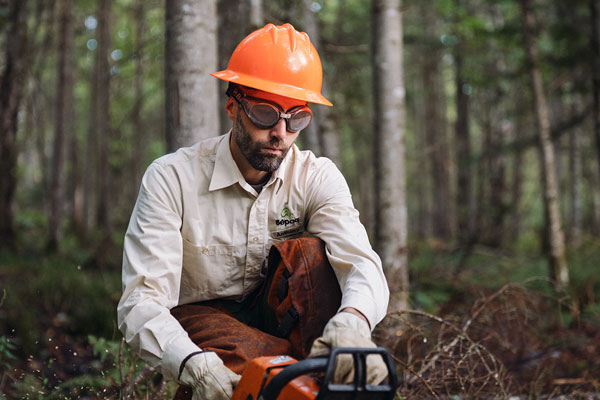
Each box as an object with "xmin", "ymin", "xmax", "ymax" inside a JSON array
[
  {"xmin": 592, "ymin": 0, "xmax": 600, "ymax": 180},
  {"xmin": 521, "ymin": 0, "xmax": 569, "ymax": 288},
  {"xmin": 217, "ymin": 1, "xmax": 251, "ymax": 134},
  {"xmin": 372, "ymin": 0, "xmax": 409, "ymax": 317},
  {"xmin": 68, "ymin": 0, "xmax": 83, "ymax": 239},
  {"xmin": 413, "ymin": 76, "xmax": 431, "ymax": 239},
  {"xmin": 249, "ymin": 0, "xmax": 263, "ymax": 29},
  {"xmin": 165, "ymin": 0, "xmax": 219, "ymax": 152},
  {"xmin": 300, "ymin": 0, "xmax": 340, "ymax": 165},
  {"xmin": 568, "ymin": 96, "xmax": 583, "ymax": 245},
  {"xmin": 319, "ymin": 110, "xmax": 340, "ymax": 166},
  {"xmin": 592, "ymin": 169, "xmax": 600, "ymax": 235},
  {"xmin": 483, "ymin": 99, "xmax": 508, "ymax": 247},
  {"xmin": 48, "ymin": 0, "xmax": 74, "ymax": 251},
  {"xmin": 299, "ymin": 0, "xmax": 321, "ymax": 155},
  {"xmin": 0, "ymin": 0, "xmax": 30, "ymax": 250},
  {"xmin": 421, "ymin": 5, "xmax": 452, "ymax": 241},
  {"xmin": 83, "ymin": 17, "xmax": 100, "ymax": 240},
  {"xmin": 70, "ymin": 129, "xmax": 84, "ymax": 238},
  {"xmin": 509, "ymin": 105, "xmax": 525, "ymax": 240},
  {"xmin": 589, "ymin": 0, "xmax": 600, "ymax": 181},
  {"xmin": 131, "ymin": 0, "xmax": 146, "ymax": 205},
  {"xmin": 23, "ymin": 1, "xmax": 53, "ymax": 207},
  {"xmin": 454, "ymin": 41, "xmax": 475, "ymax": 246},
  {"xmin": 96, "ymin": 0, "xmax": 112, "ymax": 239}
]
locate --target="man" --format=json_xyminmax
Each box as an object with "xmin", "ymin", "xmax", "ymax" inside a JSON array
[{"xmin": 118, "ymin": 23, "xmax": 390, "ymax": 399}]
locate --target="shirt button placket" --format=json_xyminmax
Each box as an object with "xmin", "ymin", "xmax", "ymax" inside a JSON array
[{"xmin": 245, "ymin": 197, "xmax": 265, "ymax": 293}]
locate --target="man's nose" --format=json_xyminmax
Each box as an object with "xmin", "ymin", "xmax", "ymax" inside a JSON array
[{"xmin": 269, "ymin": 119, "xmax": 287, "ymax": 142}]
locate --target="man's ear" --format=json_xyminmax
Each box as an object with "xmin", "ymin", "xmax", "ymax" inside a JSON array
[{"xmin": 225, "ymin": 97, "xmax": 236, "ymax": 121}]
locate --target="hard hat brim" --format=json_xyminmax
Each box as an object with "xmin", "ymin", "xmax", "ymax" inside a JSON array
[{"xmin": 211, "ymin": 69, "xmax": 333, "ymax": 107}]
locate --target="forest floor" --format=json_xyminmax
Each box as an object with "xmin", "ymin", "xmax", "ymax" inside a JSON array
[{"xmin": 1, "ymin": 237, "xmax": 599, "ymax": 399}]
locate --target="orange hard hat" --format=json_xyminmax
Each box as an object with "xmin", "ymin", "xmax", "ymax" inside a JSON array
[{"xmin": 211, "ymin": 23, "xmax": 332, "ymax": 106}]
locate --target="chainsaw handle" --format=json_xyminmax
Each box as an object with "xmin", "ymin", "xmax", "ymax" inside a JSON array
[
  {"xmin": 259, "ymin": 357, "xmax": 328, "ymax": 400},
  {"xmin": 259, "ymin": 347, "xmax": 397, "ymax": 400},
  {"xmin": 318, "ymin": 347, "xmax": 398, "ymax": 400}
]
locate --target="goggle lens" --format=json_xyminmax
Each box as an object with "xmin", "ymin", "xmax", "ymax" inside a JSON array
[
  {"xmin": 287, "ymin": 110, "xmax": 312, "ymax": 132},
  {"xmin": 247, "ymin": 104, "xmax": 282, "ymax": 128},
  {"xmin": 228, "ymin": 86, "xmax": 312, "ymax": 133}
]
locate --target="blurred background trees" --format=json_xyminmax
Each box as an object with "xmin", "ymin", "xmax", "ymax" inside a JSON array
[
  {"xmin": 2, "ymin": 0, "xmax": 596, "ymax": 285},
  {"xmin": 1, "ymin": 0, "xmax": 599, "ymax": 397}
]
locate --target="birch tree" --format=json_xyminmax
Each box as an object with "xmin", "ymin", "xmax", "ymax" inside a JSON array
[
  {"xmin": 373, "ymin": 0, "xmax": 409, "ymax": 318},
  {"xmin": 250, "ymin": 0, "xmax": 263, "ymax": 29},
  {"xmin": 521, "ymin": 0, "xmax": 569, "ymax": 288},
  {"xmin": 165, "ymin": 0, "xmax": 219, "ymax": 151},
  {"xmin": 299, "ymin": 0, "xmax": 321, "ymax": 155}
]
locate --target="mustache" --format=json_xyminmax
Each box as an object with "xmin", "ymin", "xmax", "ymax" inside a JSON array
[
  {"xmin": 269, "ymin": 137, "xmax": 283, "ymax": 147},
  {"xmin": 256, "ymin": 138, "xmax": 285, "ymax": 150}
]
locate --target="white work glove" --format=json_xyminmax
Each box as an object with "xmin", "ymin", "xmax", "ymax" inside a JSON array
[
  {"xmin": 308, "ymin": 312, "xmax": 388, "ymax": 385},
  {"xmin": 179, "ymin": 351, "xmax": 241, "ymax": 400}
]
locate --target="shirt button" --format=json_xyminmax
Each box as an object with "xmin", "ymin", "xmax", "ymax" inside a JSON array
[
  {"xmin": 252, "ymin": 237, "xmax": 259, "ymax": 242},
  {"xmin": 202, "ymin": 248, "xmax": 208, "ymax": 254}
]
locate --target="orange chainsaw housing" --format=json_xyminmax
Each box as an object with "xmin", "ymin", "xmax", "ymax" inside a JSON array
[{"xmin": 231, "ymin": 355, "xmax": 320, "ymax": 400}]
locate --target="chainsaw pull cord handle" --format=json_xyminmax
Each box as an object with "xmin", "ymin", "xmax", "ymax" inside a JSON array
[{"xmin": 259, "ymin": 347, "xmax": 397, "ymax": 400}]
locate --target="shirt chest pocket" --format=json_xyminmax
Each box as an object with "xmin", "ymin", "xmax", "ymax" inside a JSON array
[{"xmin": 180, "ymin": 240, "xmax": 237, "ymax": 299}]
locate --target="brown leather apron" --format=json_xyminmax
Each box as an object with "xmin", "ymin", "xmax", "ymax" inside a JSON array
[{"xmin": 171, "ymin": 237, "xmax": 342, "ymax": 399}]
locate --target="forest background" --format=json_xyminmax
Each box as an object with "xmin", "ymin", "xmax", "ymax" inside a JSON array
[{"xmin": 1, "ymin": 0, "xmax": 600, "ymax": 398}]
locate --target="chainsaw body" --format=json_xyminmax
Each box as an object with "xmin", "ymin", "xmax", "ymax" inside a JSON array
[{"xmin": 231, "ymin": 347, "xmax": 397, "ymax": 400}]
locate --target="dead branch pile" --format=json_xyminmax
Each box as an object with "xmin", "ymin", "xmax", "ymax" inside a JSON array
[{"xmin": 381, "ymin": 281, "xmax": 600, "ymax": 398}]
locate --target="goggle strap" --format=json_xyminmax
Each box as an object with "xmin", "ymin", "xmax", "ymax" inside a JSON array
[{"xmin": 226, "ymin": 85, "xmax": 244, "ymax": 103}]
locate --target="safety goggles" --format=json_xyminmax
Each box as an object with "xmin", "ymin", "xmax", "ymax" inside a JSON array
[{"xmin": 227, "ymin": 85, "xmax": 312, "ymax": 133}]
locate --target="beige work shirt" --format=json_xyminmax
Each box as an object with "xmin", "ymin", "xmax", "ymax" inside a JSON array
[{"xmin": 117, "ymin": 132, "xmax": 389, "ymax": 381}]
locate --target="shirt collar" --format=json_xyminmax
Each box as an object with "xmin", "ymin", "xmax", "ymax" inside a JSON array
[
  {"xmin": 209, "ymin": 132, "xmax": 245, "ymax": 191},
  {"xmin": 208, "ymin": 131, "xmax": 294, "ymax": 193}
]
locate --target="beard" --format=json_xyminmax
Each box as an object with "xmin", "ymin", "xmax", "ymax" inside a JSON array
[{"xmin": 232, "ymin": 112, "xmax": 291, "ymax": 173}]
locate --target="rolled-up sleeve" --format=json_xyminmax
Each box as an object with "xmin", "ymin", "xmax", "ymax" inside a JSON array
[
  {"xmin": 304, "ymin": 160, "xmax": 389, "ymax": 329},
  {"xmin": 117, "ymin": 162, "xmax": 200, "ymax": 381}
]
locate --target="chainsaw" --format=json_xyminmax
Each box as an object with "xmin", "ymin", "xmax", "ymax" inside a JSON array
[{"xmin": 231, "ymin": 347, "xmax": 398, "ymax": 400}]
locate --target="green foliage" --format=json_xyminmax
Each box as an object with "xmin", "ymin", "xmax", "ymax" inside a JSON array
[
  {"xmin": 10, "ymin": 373, "xmax": 44, "ymax": 399},
  {"xmin": 85, "ymin": 335, "xmax": 175, "ymax": 399},
  {"xmin": 89, "ymin": 335, "xmax": 122, "ymax": 364},
  {"xmin": 409, "ymin": 239, "xmax": 600, "ymax": 316},
  {"xmin": 11, "ymin": 371, "xmax": 112, "ymax": 400},
  {"xmin": 0, "ymin": 248, "xmax": 121, "ymax": 353},
  {"xmin": 0, "ymin": 335, "xmax": 17, "ymax": 369},
  {"xmin": 582, "ymin": 303, "xmax": 600, "ymax": 326},
  {"xmin": 5, "ymin": 333, "xmax": 174, "ymax": 399},
  {"xmin": 566, "ymin": 238, "xmax": 600, "ymax": 325}
]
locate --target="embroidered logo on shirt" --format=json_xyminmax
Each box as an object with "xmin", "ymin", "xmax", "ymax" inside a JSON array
[
  {"xmin": 276, "ymin": 204, "xmax": 300, "ymax": 226},
  {"xmin": 283, "ymin": 206, "xmax": 295, "ymax": 219}
]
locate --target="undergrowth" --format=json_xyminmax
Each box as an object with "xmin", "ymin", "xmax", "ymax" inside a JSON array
[{"xmin": 0, "ymin": 234, "xmax": 598, "ymax": 398}]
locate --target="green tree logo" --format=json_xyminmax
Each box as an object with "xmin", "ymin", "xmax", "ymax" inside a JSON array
[{"xmin": 281, "ymin": 205, "xmax": 293, "ymax": 219}]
